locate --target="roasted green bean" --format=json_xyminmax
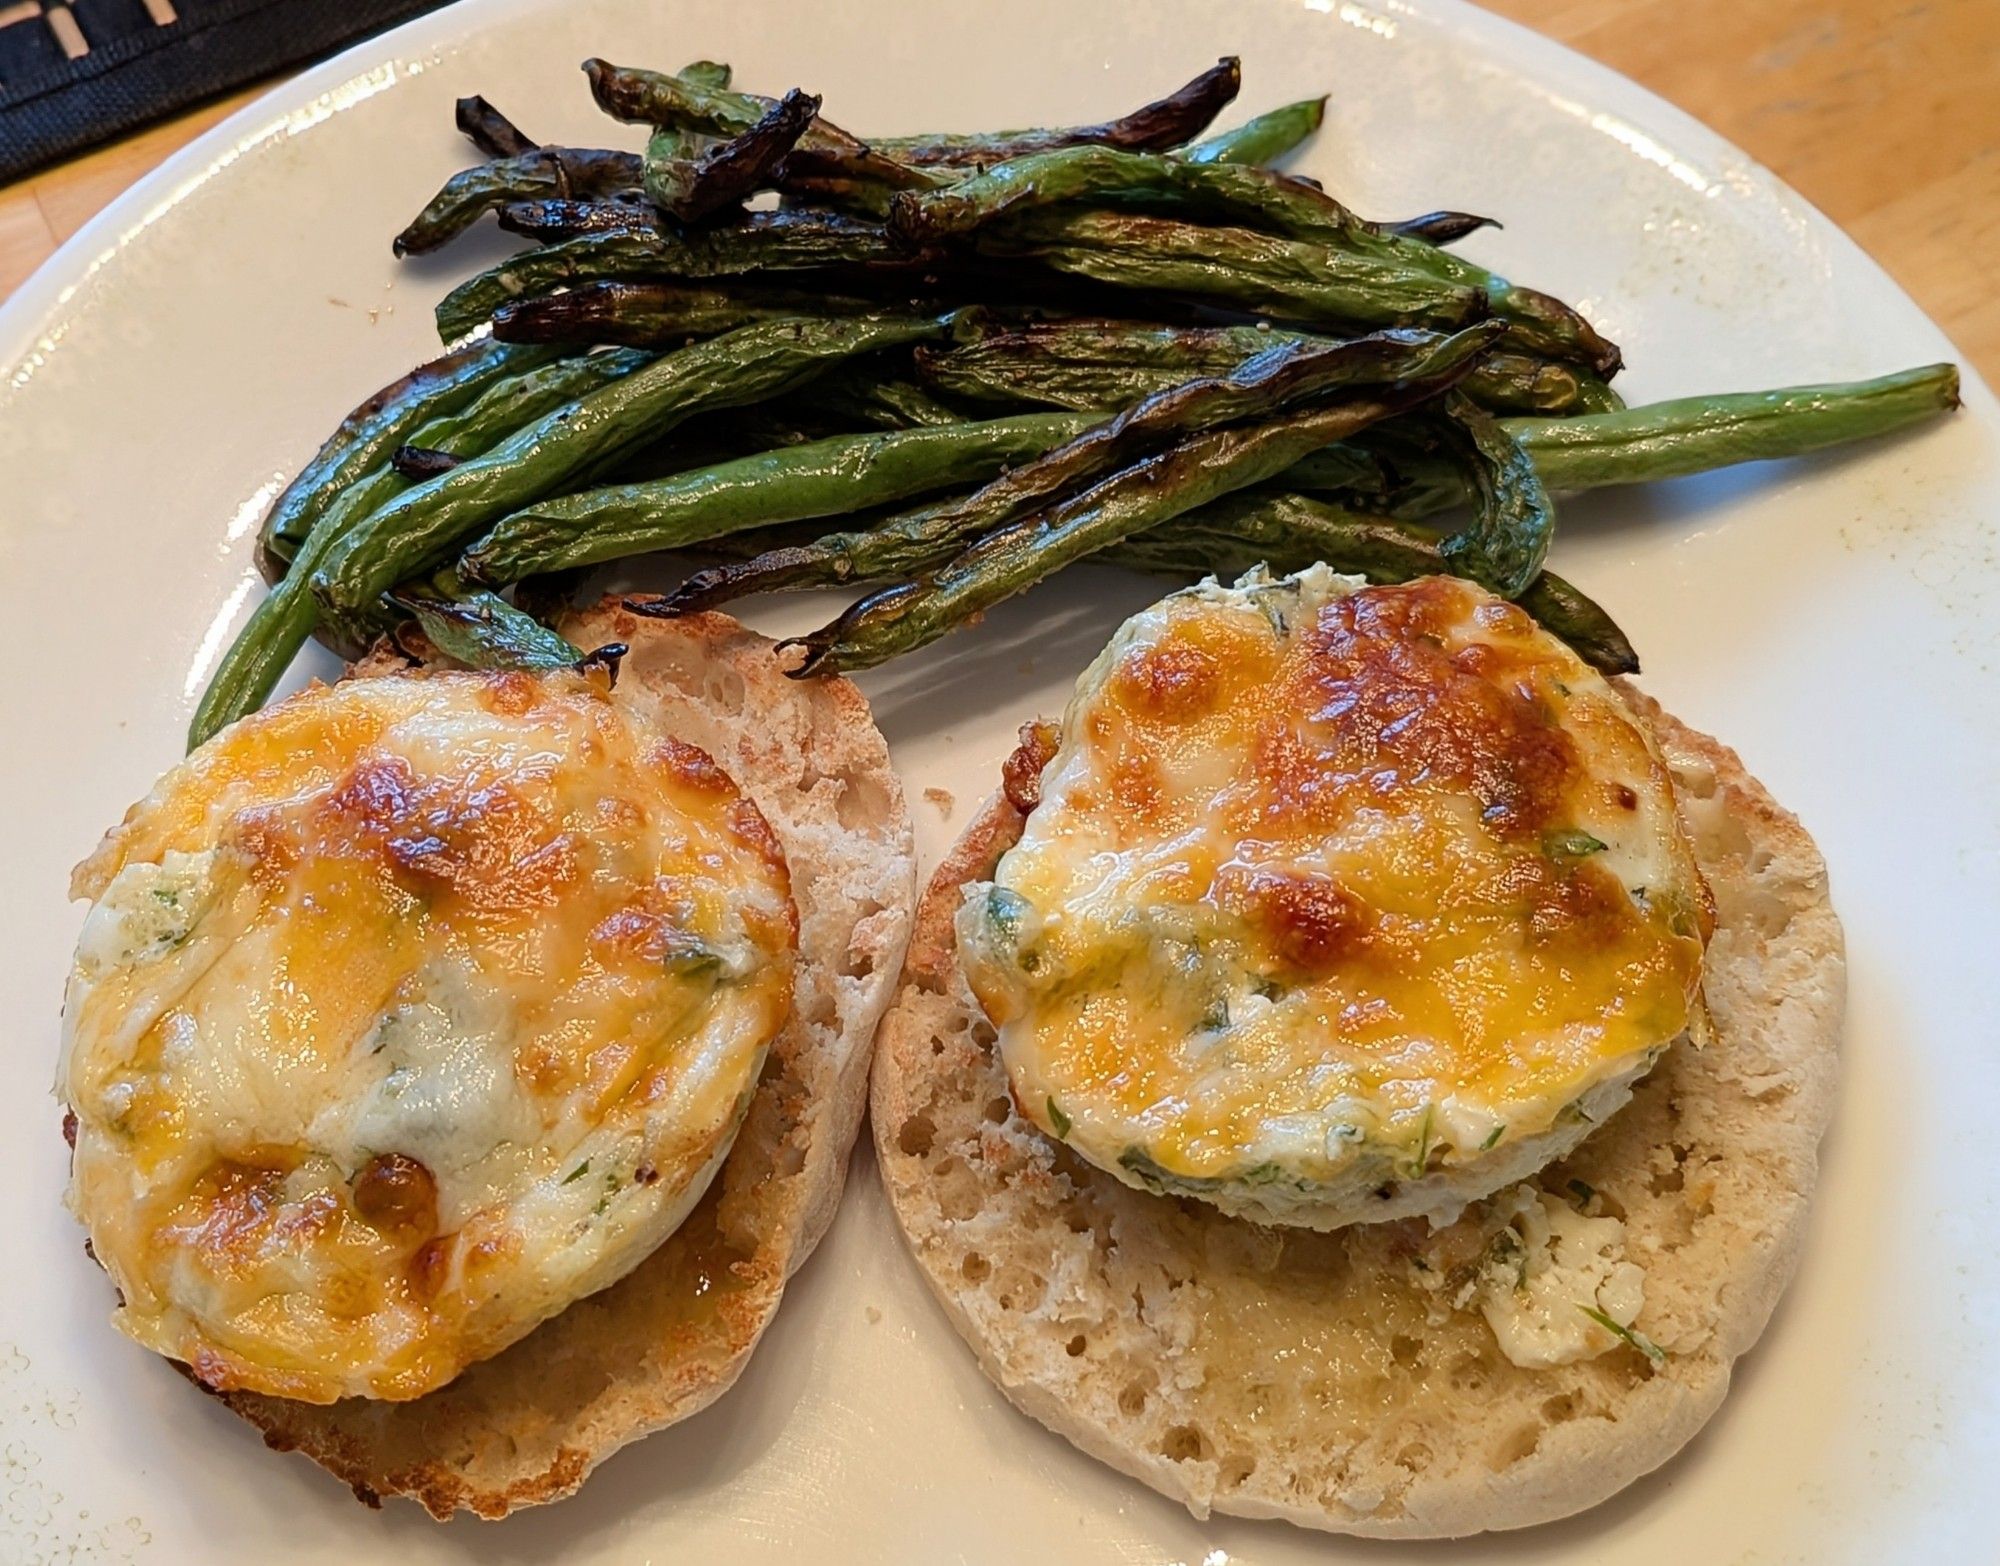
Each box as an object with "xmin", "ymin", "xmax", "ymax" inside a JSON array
[
  {"xmin": 656, "ymin": 438, "xmax": 1399, "ymax": 616},
  {"xmin": 677, "ymin": 60, "xmax": 732, "ymax": 91},
  {"xmin": 646, "ymin": 89, "xmax": 820, "ymax": 222},
  {"xmin": 313, "ymin": 313, "xmax": 948, "ymax": 613},
  {"xmin": 394, "ymin": 147, "xmax": 643, "ymax": 256},
  {"xmin": 433, "ymin": 213, "xmax": 907, "ymax": 340},
  {"xmin": 1389, "ymin": 210, "xmax": 1500, "ymax": 246},
  {"xmin": 454, "ymin": 95, "xmax": 537, "ymax": 158},
  {"xmin": 975, "ymin": 208, "xmax": 1486, "ymax": 332},
  {"xmin": 1180, "ymin": 98, "xmax": 1326, "ymax": 166},
  {"xmin": 197, "ymin": 348, "xmax": 658, "ymax": 746},
  {"xmin": 494, "ymin": 197, "xmax": 660, "ymax": 243},
  {"xmin": 256, "ymin": 339, "xmax": 563, "ymax": 574},
  {"xmin": 584, "ymin": 57, "xmax": 923, "ymax": 192},
  {"xmin": 488, "ymin": 280, "xmax": 866, "ymax": 346},
  {"xmin": 917, "ymin": 314, "xmax": 1616, "ymax": 416},
  {"xmin": 894, "ymin": 146, "xmax": 1615, "ymax": 368},
  {"xmin": 387, "ymin": 569, "xmax": 586, "ymax": 670},
  {"xmin": 463, "ymin": 411, "xmax": 1095, "ymax": 582},
  {"xmin": 656, "ymin": 323, "xmax": 1500, "ymax": 614},
  {"xmin": 1101, "ymin": 490, "xmax": 1638, "ymax": 674},
  {"xmin": 1344, "ymin": 363, "xmax": 1969, "ymax": 518},
  {"xmin": 390, "ymin": 445, "xmax": 461, "ymax": 480},
  {"xmin": 786, "ymin": 351, "xmax": 1490, "ymax": 674},
  {"xmin": 871, "ymin": 58, "xmax": 1241, "ymax": 165},
  {"xmin": 197, "ymin": 51, "xmax": 1967, "ymax": 735},
  {"xmin": 806, "ymin": 369, "xmax": 975, "ymax": 430},
  {"xmin": 1505, "ymin": 363, "xmax": 1961, "ymax": 496},
  {"xmin": 264, "ymin": 348, "xmax": 653, "ymax": 565},
  {"xmin": 642, "ymin": 61, "xmax": 732, "ymax": 165},
  {"xmin": 891, "ymin": 144, "xmax": 1373, "ymax": 247},
  {"xmin": 1432, "ymin": 391, "xmax": 1556, "ymax": 597}
]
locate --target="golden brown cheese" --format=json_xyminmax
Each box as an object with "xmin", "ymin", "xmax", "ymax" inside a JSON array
[
  {"xmin": 59, "ymin": 670, "xmax": 796, "ymax": 1402},
  {"xmin": 959, "ymin": 568, "xmax": 1710, "ymax": 1228}
]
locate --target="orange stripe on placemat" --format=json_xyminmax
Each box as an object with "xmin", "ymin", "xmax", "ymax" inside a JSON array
[
  {"xmin": 0, "ymin": 1, "xmax": 44, "ymax": 27},
  {"xmin": 141, "ymin": 0, "xmax": 178, "ymax": 22}
]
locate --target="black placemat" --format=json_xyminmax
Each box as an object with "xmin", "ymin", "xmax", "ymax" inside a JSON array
[{"xmin": 0, "ymin": 0, "xmax": 456, "ymax": 182}]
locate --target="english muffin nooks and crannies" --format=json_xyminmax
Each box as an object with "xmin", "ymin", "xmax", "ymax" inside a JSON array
[
  {"xmin": 61, "ymin": 667, "xmax": 799, "ymax": 1404},
  {"xmin": 874, "ymin": 570, "xmax": 1842, "ymax": 1537},
  {"xmin": 958, "ymin": 567, "xmax": 1713, "ymax": 1230}
]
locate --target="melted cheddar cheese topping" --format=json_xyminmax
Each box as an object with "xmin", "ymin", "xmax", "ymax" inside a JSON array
[
  {"xmin": 59, "ymin": 670, "xmax": 796, "ymax": 1403},
  {"xmin": 959, "ymin": 569, "xmax": 1709, "ymax": 1225}
]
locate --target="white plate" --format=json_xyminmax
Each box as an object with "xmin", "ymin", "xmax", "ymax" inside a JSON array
[{"xmin": 2, "ymin": 0, "xmax": 1995, "ymax": 1559}]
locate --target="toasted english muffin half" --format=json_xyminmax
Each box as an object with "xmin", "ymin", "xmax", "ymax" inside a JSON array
[
  {"xmin": 871, "ymin": 688, "xmax": 1840, "ymax": 1538},
  {"xmin": 208, "ymin": 602, "xmax": 915, "ymax": 1518}
]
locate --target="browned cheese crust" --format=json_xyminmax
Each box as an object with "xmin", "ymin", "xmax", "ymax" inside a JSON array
[
  {"xmin": 870, "ymin": 688, "xmax": 1842, "ymax": 1537},
  {"xmin": 204, "ymin": 603, "xmax": 914, "ymax": 1518}
]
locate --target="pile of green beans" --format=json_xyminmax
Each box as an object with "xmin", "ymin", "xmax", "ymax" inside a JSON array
[{"xmin": 194, "ymin": 52, "xmax": 1963, "ymax": 749}]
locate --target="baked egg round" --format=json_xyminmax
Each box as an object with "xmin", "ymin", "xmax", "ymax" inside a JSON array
[
  {"xmin": 958, "ymin": 567, "xmax": 1710, "ymax": 1229},
  {"xmin": 59, "ymin": 668, "xmax": 796, "ymax": 1403}
]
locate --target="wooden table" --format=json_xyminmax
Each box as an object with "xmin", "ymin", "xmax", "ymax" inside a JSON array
[{"xmin": 1, "ymin": 0, "xmax": 1995, "ymax": 381}]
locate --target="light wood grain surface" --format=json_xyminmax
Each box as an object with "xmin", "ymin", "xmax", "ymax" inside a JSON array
[{"xmin": 1, "ymin": 1, "xmax": 1994, "ymax": 380}]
